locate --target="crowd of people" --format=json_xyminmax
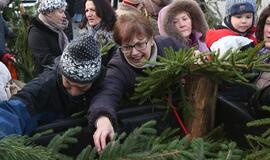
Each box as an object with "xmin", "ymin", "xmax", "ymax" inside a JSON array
[{"xmin": 0, "ymin": 0, "xmax": 270, "ymax": 152}]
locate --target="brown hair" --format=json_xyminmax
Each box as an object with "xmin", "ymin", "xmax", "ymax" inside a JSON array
[
  {"xmin": 113, "ymin": 13, "xmax": 154, "ymax": 45},
  {"xmin": 79, "ymin": 0, "xmax": 116, "ymax": 31},
  {"xmin": 256, "ymin": 5, "xmax": 270, "ymax": 42}
]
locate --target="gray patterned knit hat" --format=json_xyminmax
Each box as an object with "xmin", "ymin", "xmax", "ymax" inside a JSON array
[
  {"xmin": 38, "ymin": 0, "xmax": 67, "ymax": 14},
  {"xmin": 60, "ymin": 35, "xmax": 101, "ymax": 84},
  {"xmin": 225, "ymin": 0, "xmax": 256, "ymax": 17}
]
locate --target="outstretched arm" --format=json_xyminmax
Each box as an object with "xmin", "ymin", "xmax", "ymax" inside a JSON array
[
  {"xmin": 93, "ymin": 116, "xmax": 114, "ymax": 152},
  {"xmin": 88, "ymin": 52, "xmax": 137, "ymax": 151}
]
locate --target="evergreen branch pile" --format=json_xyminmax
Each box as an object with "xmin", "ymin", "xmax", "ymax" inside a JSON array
[
  {"xmin": 89, "ymin": 120, "xmax": 245, "ymax": 160},
  {"xmin": 0, "ymin": 126, "xmax": 85, "ymax": 160},
  {"xmin": 132, "ymin": 45, "xmax": 270, "ymax": 103},
  {"xmin": 0, "ymin": 135, "xmax": 56, "ymax": 160},
  {"xmin": 245, "ymin": 106, "xmax": 270, "ymax": 160},
  {"xmin": 47, "ymin": 126, "xmax": 82, "ymax": 160},
  {"xmin": 0, "ymin": 121, "xmax": 248, "ymax": 160}
]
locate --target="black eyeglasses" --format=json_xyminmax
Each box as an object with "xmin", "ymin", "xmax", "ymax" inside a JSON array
[{"xmin": 120, "ymin": 40, "xmax": 149, "ymax": 53}]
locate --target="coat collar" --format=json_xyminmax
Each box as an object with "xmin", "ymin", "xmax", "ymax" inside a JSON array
[{"xmin": 31, "ymin": 16, "xmax": 58, "ymax": 35}]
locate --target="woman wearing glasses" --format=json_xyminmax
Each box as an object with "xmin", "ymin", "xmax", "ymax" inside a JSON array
[{"xmin": 89, "ymin": 14, "xmax": 185, "ymax": 148}]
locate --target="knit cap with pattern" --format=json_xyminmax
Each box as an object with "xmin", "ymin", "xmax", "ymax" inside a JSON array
[
  {"xmin": 59, "ymin": 35, "xmax": 101, "ymax": 84},
  {"xmin": 38, "ymin": 0, "xmax": 67, "ymax": 14}
]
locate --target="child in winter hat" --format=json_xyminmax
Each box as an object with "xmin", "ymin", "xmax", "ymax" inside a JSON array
[
  {"xmin": 38, "ymin": 0, "xmax": 67, "ymax": 14},
  {"xmin": 59, "ymin": 34, "xmax": 101, "ymax": 84},
  {"xmin": 224, "ymin": 0, "xmax": 256, "ymax": 33},
  {"xmin": 205, "ymin": 0, "xmax": 257, "ymax": 57},
  {"xmin": 204, "ymin": 0, "xmax": 258, "ymax": 108}
]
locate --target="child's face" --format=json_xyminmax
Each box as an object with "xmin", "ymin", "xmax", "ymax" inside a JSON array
[
  {"xmin": 264, "ymin": 16, "xmax": 270, "ymax": 49},
  {"xmin": 231, "ymin": 12, "xmax": 253, "ymax": 32}
]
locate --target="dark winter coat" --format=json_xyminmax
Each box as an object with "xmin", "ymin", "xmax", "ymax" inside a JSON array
[
  {"xmin": 88, "ymin": 36, "xmax": 186, "ymax": 130},
  {"xmin": 28, "ymin": 17, "xmax": 68, "ymax": 74},
  {"xmin": 0, "ymin": 63, "xmax": 105, "ymax": 137}
]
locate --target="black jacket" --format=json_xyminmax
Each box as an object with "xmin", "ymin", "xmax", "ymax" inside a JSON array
[
  {"xmin": 28, "ymin": 17, "xmax": 67, "ymax": 74},
  {"xmin": 11, "ymin": 64, "xmax": 104, "ymax": 125},
  {"xmin": 88, "ymin": 36, "xmax": 186, "ymax": 130}
]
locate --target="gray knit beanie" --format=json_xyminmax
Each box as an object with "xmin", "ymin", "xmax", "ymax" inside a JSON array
[
  {"xmin": 59, "ymin": 35, "xmax": 101, "ymax": 84},
  {"xmin": 225, "ymin": 0, "xmax": 256, "ymax": 17},
  {"xmin": 38, "ymin": 0, "xmax": 67, "ymax": 14}
]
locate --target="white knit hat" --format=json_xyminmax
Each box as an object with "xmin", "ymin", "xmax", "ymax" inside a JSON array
[
  {"xmin": 225, "ymin": 0, "xmax": 256, "ymax": 17},
  {"xmin": 38, "ymin": 0, "xmax": 67, "ymax": 14}
]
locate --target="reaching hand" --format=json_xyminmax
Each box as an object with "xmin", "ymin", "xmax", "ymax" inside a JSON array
[{"xmin": 93, "ymin": 116, "xmax": 114, "ymax": 152}]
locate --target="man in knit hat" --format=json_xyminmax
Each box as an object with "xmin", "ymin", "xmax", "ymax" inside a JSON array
[{"xmin": 0, "ymin": 35, "xmax": 114, "ymax": 152}]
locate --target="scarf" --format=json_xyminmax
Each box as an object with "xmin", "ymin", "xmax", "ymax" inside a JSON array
[
  {"xmin": 86, "ymin": 23, "xmax": 114, "ymax": 45},
  {"xmin": 38, "ymin": 13, "xmax": 69, "ymax": 51}
]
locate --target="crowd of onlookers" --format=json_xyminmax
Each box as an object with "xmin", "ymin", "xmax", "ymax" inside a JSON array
[{"xmin": 0, "ymin": 0, "xmax": 270, "ymax": 152}]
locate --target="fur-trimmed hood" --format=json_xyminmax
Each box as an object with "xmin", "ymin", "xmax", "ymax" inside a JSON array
[{"xmin": 160, "ymin": 0, "xmax": 208, "ymax": 42}]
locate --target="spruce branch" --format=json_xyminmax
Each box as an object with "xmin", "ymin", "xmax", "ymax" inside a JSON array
[
  {"xmin": 0, "ymin": 135, "xmax": 56, "ymax": 160},
  {"xmin": 245, "ymin": 106, "xmax": 270, "ymax": 160},
  {"xmin": 31, "ymin": 129, "xmax": 54, "ymax": 140},
  {"xmin": 75, "ymin": 145, "xmax": 97, "ymax": 160},
  {"xmin": 99, "ymin": 41, "xmax": 115, "ymax": 56},
  {"xmin": 0, "ymin": 121, "xmax": 247, "ymax": 160},
  {"xmin": 132, "ymin": 45, "xmax": 270, "ymax": 105},
  {"xmin": 47, "ymin": 126, "xmax": 82, "ymax": 155},
  {"xmin": 94, "ymin": 120, "xmax": 245, "ymax": 160}
]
